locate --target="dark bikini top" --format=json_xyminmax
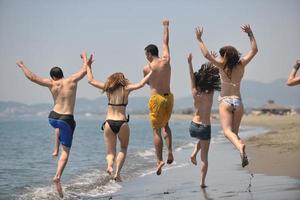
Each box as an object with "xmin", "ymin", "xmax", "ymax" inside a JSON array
[{"xmin": 107, "ymin": 87, "xmax": 128, "ymax": 107}]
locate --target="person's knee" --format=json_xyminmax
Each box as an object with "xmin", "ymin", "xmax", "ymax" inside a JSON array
[{"xmin": 120, "ymin": 145, "xmax": 128, "ymax": 152}]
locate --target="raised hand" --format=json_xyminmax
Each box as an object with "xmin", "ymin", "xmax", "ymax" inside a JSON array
[
  {"xmin": 241, "ymin": 24, "xmax": 253, "ymax": 36},
  {"xmin": 195, "ymin": 26, "xmax": 204, "ymax": 41},
  {"xmin": 187, "ymin": 53, "xmax": 193, "ymax": 64},
  {"xmin": 211, "ymin": 51, "xmax": 218, "ymax": 58},
  {"xmin": 80, "ymin": 52, "xmax": 88, "ymax": 63},
  {"xmin": 294, "ymin": 59, "xmax": 300, "ymax": 70},
  {"xmin": 87, "ymin": 54, "xmax": 94, "ymax": 67},
  {"xmin": 162, "ymin": 17, "xmax": 169, "ymax": 26},
  {"xmin": 16, "ymin": 60, "xmax": 24, "ymax": 68}
]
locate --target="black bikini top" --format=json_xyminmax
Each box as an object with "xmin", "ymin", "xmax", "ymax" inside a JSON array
[{"xmin": 107, "ymin": 87, "xmax": 128, "ymax": 107}]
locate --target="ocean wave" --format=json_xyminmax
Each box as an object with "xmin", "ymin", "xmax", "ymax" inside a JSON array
[{"xmin": 17, "ymin": 170, "xmax": 122, "ymax": 200}]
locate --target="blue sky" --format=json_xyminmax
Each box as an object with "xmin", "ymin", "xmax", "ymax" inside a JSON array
[{"xmin": 1, "ymin": 0, "xmax": 299, "ymax": 104}]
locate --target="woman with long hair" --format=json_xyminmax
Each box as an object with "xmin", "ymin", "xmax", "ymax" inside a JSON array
[
  {"xmin": 187, "ymin": 52, "xmax": 220, "ymax": 187},
  {"xmin": 86, "ymin": 56, "xmax": 152, "ymax": 181},
  {"xmin": 195, "ymin": 24, "xmax": 258, "ymax": 167}
]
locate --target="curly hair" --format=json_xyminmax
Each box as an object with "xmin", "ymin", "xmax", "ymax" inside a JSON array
[
  {"xmin": 103, "ymin": 72, "xmax": 129, "ymax": 93},
  {"xmin": 219, "ymin": 45, "xmax": 241, "ymax": 79},
  {"xmin": 194, "ymin": 62, "xmax": 221, "ymax": 93}
]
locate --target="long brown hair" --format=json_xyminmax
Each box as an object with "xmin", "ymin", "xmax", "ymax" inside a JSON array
[
  {"xmin": 103, "ymin": 72, "xmax": 129, "ymax": 93},
  {"xmin": 219, "ymin": 45, "xmax": 241, "ymax": 79}
]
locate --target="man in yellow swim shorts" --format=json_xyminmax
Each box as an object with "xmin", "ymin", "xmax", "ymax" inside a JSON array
[{"xmin": 143, "ymin": 17, "xmax": 174, "ymax": 176}]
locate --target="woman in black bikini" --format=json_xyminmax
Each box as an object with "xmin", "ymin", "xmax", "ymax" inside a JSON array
[{"xmin": 86, "ymin": 57, "xmax": 152, "ymax": 181}]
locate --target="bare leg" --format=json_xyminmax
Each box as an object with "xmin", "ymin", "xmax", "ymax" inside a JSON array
[
  {"xmin": 199, "ymin": 140, "xmax": 210, "ymax": 187},
  {"xmin": 219, "ymin": 102, "xmax": 248, "ymax": 167},
  {"xmin": 153, "ymin": 128, "xmax": 165, "ymax": 175},
  {"xmin": 114, "ymin": 124, "xmax": 129, "ymax": 182},
  {"xmin": 162, "ymin": 123, "xmax": 174, "ymax": 164},
  {"xmin": 232, "ymin": 104, "xmax": 248, "ymax": 167},
  {"xmin": 53, "ymin": 145, "xmax": 69, "ymax": 198},
  {"xmin": 190, "ymin": 141, "xmax": 201, "ymax": 165},
  {"xmin": 219, "ymin": 103, "xmax": 245, "ymax": 153},
  {"xmin": 104, "ymin": 123, "xmax": 117, "ymax": 176},
  {"xmin": 52, "ymin": 128, "xmax": 60, "ymax": 157}
]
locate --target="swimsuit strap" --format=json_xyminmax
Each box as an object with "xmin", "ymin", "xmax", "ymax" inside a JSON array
[{"xmin": 222, "ymin": 81, "xmax": 240, "ymax": 87}]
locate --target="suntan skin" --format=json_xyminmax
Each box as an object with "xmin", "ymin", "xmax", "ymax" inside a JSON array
[
  {"xmin": 16, "ymin": 52, "xmax": 89, "ymax": 197},
  {"xmin": 87, "ymin": 57, "xmax": 152, "ymax": 181},
  {"xmin": 195, "ymin": 24, "xmax": 258, "ymax": 167},
  {"xmin": 143, "ymin": 18, "xmax": 174, "ymax": 175},
  {"xmin": 187, "ymin": 53, "xmax": 213, "ymax": 187},
  {"xmin": 287, "ymin": 59, "xmax": 300, "ymax": 86}
]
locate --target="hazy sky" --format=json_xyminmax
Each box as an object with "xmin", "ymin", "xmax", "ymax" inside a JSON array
[{"xmin": 1, "ymin": 0, "xmax": 299, "ymax": 104}]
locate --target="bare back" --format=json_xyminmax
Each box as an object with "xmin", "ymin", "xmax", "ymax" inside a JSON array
[
  {"xmin": 144, "ymin": 58, "xmax": 171, "ymax": 96},
  {"xmin": 50, "ymin": 78, "xmax": 78, "ymax": 115},
  {"xmin": 219, "ymin": 64, "xmax": 245, "ymax": 99},
  {"xmin": 192, "ymin": 92, "xmax": 214, "ymax": 125},
  {"xmin": 106, "ymin": 87, "xmax": 129, "ymax": 121}
]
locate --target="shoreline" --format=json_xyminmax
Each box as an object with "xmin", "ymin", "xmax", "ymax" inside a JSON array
[
  {"xmin": 165, "ymin": 113, "xmax": 300, "ymax": 180},
  {"xmin": 242, "ymin": 114, "xmax": 300, "ymax": 180}
]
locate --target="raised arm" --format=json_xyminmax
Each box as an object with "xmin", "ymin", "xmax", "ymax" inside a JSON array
[
  {"xmin": 86, "ymin": 54, "xmax": 105, "ymax": 89},
  {"xmin": 127, "ymin": 67, "xmax": 153, "ymax": 91},
  {"xmin": 240, "ymin": 24, "xmax": 258, "ymax": 66},
  {"xmin": 16, "ymin": 60, "xmax": 52, "ymax": 87},
  {"xmin": 187, "ymin": 53, "xmax": 197, "ymax": 96},
  {"xmin": 287, "ymin": 60, "xmax": 300, "ymax": 86},
  {"xmin": 195, "ymin": 26, "xmax": 223, "ymax": 68},
  {"xmin": 69, "ymin": 52, "xmax": 89, "ymax": 82},
  {"xmin": 162, "ymin": 18, "xmax": 170, "ymax": 61}
]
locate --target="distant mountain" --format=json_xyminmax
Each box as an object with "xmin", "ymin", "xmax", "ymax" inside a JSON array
[
  {"xmin": 0, "ymin": 79, "xmax": 299, "ymax": 117},
  {"xmin": 174, "ymin": 79, "xmax": 300, "ymax": 111}
]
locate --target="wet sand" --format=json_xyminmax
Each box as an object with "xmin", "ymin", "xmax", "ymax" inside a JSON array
[{"xmin": 107, "ymin": 114, "xmax": 300, "ymax": 199}]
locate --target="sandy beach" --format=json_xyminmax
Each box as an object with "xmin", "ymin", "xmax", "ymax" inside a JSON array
[
  {"xmin": 170, "ymin": 113, "xmax": 300, "ymax": 179},
  {"xmin": 102, "ymin": 113, "xmax": 300, "ymax": 200},
  {"xmin": 242, "ymin": 114, "xmax": 300, "ymax": 179}
]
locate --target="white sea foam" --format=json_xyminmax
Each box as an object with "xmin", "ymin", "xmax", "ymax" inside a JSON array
[
  {"xmin": 136, "ymin": 148, "xmax": 156, "ymax": 159},
  {"xmin": 18, "ymin": 170, "xmax": 122, "ymax": 200}
]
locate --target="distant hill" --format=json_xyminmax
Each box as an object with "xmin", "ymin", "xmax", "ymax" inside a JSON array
[{"xmin": 0, "ymin": 79, "xmax": 299, "ymax": 117}]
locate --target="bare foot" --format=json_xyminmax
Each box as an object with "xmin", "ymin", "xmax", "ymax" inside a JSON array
[
  {"xmin": 106, "ymin": 166, "xmax": 113, "ymax": 176},
  {"xmin": 167, "ymin": 153, "xmax": 174, "ymax": 164},
  {"xmin": 156, "ymin": 161, "xmax": 165, "ymax": 175},
  {"xmin": 113, "ymin": 174, "xmax": 122, "ymax": 182},
  {"xmin": 52, "ymin": 177, "xmax": 63, "ymax": 198},
  {"xmin": 240, "ymin": 144, "xmax": 249, "ymax": 167},
  {"xmin": 190, "ymin": 155, "xmax": 197, "ymax": 165}
]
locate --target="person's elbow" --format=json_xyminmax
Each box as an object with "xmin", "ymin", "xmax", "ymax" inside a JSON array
[
  {"xmin": 253, "ymin": 47, "xmax": 258, "ymax": 55},
  {"xmin": 287, "ymin": 79, "xmax": 294, "ymax": 86}
]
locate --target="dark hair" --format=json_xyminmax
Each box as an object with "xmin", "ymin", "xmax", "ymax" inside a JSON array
[
  {"xmin": 50, "ymin": 66, "xmax": 64, "ymax": 79},
  {"xmin": 219, "ymin": 45, "xmax": 241, "ymax": 79},
  {"xmin": 194, "ymin": 62, "xmax": 221, "ymax": 93},
  {"xmin": 103, "ymin": 72, "xmax": 129, "ymax": 93},
  {"xmin": 144, "ymin": 44, "xmax": 159, "ymax": 57}
]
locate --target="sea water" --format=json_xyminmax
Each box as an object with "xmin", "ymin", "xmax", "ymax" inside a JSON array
[{"xmin": 0, "ymin": 115, "xmax": 265, "ymax": 200}]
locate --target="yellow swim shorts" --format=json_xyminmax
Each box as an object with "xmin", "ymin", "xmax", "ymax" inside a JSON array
[{"xmin": 148, "ymin": 93, "xmax": 174, "ymax": 129}]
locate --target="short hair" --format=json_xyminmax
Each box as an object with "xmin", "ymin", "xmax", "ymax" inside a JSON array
[
  {"xmin": 50, "ymin": 66, "xmax": 64, "ymax": 79},
  {"xmin": 144, "ymin": 44, "xmax": 159, "ymax": 57}
]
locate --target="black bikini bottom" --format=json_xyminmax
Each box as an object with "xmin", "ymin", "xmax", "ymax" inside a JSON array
[{"xmin": 101, "ymin": 115, "xmax": 130, "ymax": 134}]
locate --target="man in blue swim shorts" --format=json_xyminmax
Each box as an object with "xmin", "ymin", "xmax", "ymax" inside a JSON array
[{"xmin": 16, "ymin": 52, "xmax": 92, "ymax": 197}]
